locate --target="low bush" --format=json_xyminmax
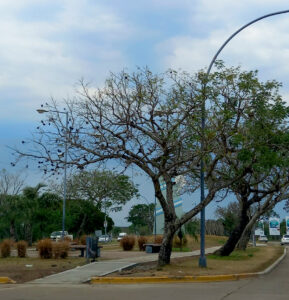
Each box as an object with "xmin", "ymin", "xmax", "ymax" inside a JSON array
[
  {"xmin": 80, "ymin": 235, "xmax": 87, "ymax": 245},
  {"xmin": 120, "ymin": 235, "xmax": 135, "ymax": 251},
  {"xmin": 137, "ymin": 236, "xmax": 147, "ymax": 251},
  {"xmin": 38, "ymin": 239, "xmax": 53, "ymax": 259},
  {"xmin": 154, "ymin": 235, "xmax": 163, "ymax": 244},
  {"xmin": 173, "ymin": 232, "xmax": 188, "ymax": 249},
  {"xmin": 0, "ymin": 239, "xmax": 12, "ymax": 258},
  {"xmin": 53, "ymin": 241, "xmax": 70, "ymax": 259},
  {"xmin": 17, "ymin": 240, "xmax": 28, "ymax": 258}
]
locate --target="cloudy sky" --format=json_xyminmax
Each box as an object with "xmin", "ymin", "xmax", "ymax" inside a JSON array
[{"xmin": 1, "ymin": 0, "xmax": 289, "ymax": 225}]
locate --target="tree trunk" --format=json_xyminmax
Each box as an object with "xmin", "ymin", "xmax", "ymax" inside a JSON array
[
  {"xmin": 214, "ymin": 203, "xmax": 249, "ymax": 256},
  {"xmin": 76, "ymin": 214, "xmax": 87, "ymax": 237},
  {"xmin": 9, "ymin": 220, "xmax": 17, "ymax": 241},
  {"xmin": 25, "ymin": 224, "xmax": 33, "ymax": 246},
  {"xmin": 236, "ymin": 224, "xmax": 252, "ymax": 250},
  {"xmin": 158, "ymin": 221, "xmax": 176, "ymax": 266}
]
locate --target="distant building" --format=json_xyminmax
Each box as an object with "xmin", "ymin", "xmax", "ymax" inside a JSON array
[{"xmin": 154, "ymin": 176, "xmax": 184, "ymax": 234}]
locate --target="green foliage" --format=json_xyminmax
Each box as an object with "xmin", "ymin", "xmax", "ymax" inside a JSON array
[
  {"xmin": 215, "ymin": 203, "xmax": 240, "ymax": 236},
  {"xmin": 184, "ymin": 219, "xmax": 199, "ymax": 240},
  {"xmin": 63, "ymin": 170, "xmax": 139, "ymax": 211},
  {"xmin": 208, "ymin": 248, "xmax": 259, "ymax": 260},
  {"xmin": 126, "ymin": 203, "xmax": 155, "ymax": 234},
  {"xmin": 0, "ymin": 181, "xmax": 114, "ymax": 242},
  {"xmin": 173, "ymin": 231, "xmax": 188, "ymax": 249}
]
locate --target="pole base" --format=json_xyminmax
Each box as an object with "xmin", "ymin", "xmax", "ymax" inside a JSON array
[{"xmin": 199, "ymin": 256, "xmax": 207, "ymax": 268}]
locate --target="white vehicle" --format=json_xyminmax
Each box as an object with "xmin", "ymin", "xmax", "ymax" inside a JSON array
[
  {"xmin": 98, "ymin": 235, "xmax": 112, "ymax": 243},
  {"xmin": 50, "ymin": 231, "xmax": 73, "ymax": 242},
  {"xmin": 258, "ymin": 235, "xmax": 268, "ymax": 242},
  {"xmin": 117, "ymin": 232, "xmax": 127, "ymax": 241},
  {"xmin": 281, "ymin": 234, "xmax": 289, "ymax": 245}
]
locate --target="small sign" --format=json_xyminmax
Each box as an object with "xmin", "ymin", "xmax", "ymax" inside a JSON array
[{"xmin": 104, "ymin": 221, "xmax": 108, "ymax": 228}]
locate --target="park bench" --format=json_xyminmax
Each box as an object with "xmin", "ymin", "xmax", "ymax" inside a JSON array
[
  {"xmin": 69, "ymin": 244, "xmax": 103, "ymax": 257},
  {"xmin": 144, "ymin": 243, "xmax": 161, "ymax": 253}
]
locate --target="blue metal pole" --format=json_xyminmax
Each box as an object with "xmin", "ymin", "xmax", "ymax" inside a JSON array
[
  {"xmin": 62, "ymin": 111, "xmax": 68, "ymax": 240},
  {"xmin": 199, "ymin": 9, "xmax": 289, "ymax": 268}
]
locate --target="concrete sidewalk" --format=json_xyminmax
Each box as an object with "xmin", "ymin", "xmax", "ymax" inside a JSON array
[{"xmin": 29, "ymin": 246, "xmax": 220, "ymax": 284}]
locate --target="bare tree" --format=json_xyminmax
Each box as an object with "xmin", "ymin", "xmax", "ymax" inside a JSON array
[
  {"xmin": 0, "ymin": 169, "xmax": 24, "ymax": 196},
  {"xmin": 13, "ymin": 68, "xmax": 235, "ymax": 266}
]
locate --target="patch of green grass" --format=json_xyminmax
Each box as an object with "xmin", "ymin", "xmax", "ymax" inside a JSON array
[
  {"xmin": 172, "ymin": 247, "xmax": 191, "ymax": 252},
  {"xmin": 218, "ymin": 239, "xmax": 226, "ymax": 245},
  {"xmin": 208, "ymin": 248, "xmax": 259, "ymax": 261}
]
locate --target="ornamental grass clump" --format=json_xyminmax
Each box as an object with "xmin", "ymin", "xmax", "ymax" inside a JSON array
[
  {"xmin": 173, "ymin": 233, "xmax": 188, "ymax": 249},
  {"xmin": 53, "ymin": 241, "xmax": 70, "ymax": 259},
  {"xmin": 38, "ymin": 239, "xmax": 53, "ymax": 259},
  {"xmin": 137, "ymin": 236, "xmax": 147, "ymax": 251},
  {"xmin": 0, "ymin": 239, "xmax": 12, "ymax": 258},
  {"xmin": 154, "ymin": 235, "xmax": 163, "ymax": 244},
  {"xmin": 80, "ymin": 235, "xmax": 87, "ymax": 245},
  {"xmin": 17, "ymin": 240, "xmax": 28, "ymax": 258},
  {"xmin": 120, "ymin": 235, "xmax": 135, "ymax": 251}
]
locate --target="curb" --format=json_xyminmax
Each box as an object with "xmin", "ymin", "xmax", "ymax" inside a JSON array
[
  {"xmin": 90, "ymin": 248, "xmax": 287, "ymax": 284},
  {"xmin": 0, "ymin": 277, "xmax": 16, "ymax": 284}
]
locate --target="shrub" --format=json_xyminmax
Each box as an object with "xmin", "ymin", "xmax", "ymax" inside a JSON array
[
  {"xmin": 154, "ymin": 235, "xmax": 163, "ymax": 244},
  {"xmin": 17, "ymin": 240, "xmax": 28, "ymax": 258},
  {"xmin": 64, "ymin": 236, "xmax": 72, "ymax": 242},
  {"xmin": 37, "ymin": 239, "xmax": 53, "ymax": 259},
  {"xmin": 120, "ymin": 235, "xmax": 135, "ymax": 251},
  {"xmin": 80, "ymin": 235, "xmax": 87, "ymax": 245},
  {"xmin": 173, "ymin": 232, "xmax": 188, "ymax": 249},
  {"xmin": 137, "ymin": 236, "xmax": 147, "ymax": 251},
  {"xmin": 53, "ymin": 241, "xmax": 70, "ymax": 259},
  {"xmin": 0, "ymin": 239, "xmax": 11, "ymax": 258}
]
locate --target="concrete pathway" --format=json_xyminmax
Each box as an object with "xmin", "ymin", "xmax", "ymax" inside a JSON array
[{"xmin": 29, "ymin": 246, "xmax": 220, "ymax": 284}]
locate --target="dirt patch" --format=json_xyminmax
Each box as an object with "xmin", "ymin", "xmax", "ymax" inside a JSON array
[
  {"xmin": 0, "ymin": 257, "xmax": 87, "ymax": 283},
  {"xmin": 108, "ymin": 245, "xmax": 284, "ymax": 277}
]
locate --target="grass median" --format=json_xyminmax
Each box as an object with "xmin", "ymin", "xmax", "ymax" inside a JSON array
[{"xmin": 110, "ymin": 244, "xmax": 284, "ymax": 277}]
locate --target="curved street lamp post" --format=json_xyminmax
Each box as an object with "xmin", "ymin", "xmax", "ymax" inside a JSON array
[
  {"xmin": 37, "ymin": 109, "xmax": 69, "ymax": 240},
  {"xmin": 199, "ymin": 9, "xmax": 289, "ymax": 267}
]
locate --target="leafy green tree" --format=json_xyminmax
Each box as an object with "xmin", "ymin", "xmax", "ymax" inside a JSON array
[
  {"xmin": 215, "ymin": 203, "xmax": 240, "ymax": 236},
  {"xmin": 66, "ymin": 198, "xmax": 113, "ymax": 237},
  {"xmin": 51, "ymin": 170, "xmax": 139, "ymax": 212},
  {"xmin": 126, "ymin": 203, "xmax": 155, "ymax": 234},
  {"xmin": 208, "ymin": 65, "xmax": 289, "ymax": 256}
]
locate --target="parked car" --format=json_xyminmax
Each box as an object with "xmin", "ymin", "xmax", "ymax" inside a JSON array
[
  {"xmin": 258, "ymin": 235, "xmax": 268, "ymax": 242},
  {"xmin": 98, "ymin": 235, "xmax": 112, "ymax": 243},
  {"xmin": 50, "ymin": 231, "xmax": 73, "ymax": 242},
  {"xmin": 281, "ymin": 234, "xmax": 289, "ymax": 245},
  {"xmin": 117, "ymin": 232, "xmax": 127, "ymax": 241}
]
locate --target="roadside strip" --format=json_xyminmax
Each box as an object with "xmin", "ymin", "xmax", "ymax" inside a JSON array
[{"xmin": 90, "ymin": 248, "xmax": 287, "ymax": 284}]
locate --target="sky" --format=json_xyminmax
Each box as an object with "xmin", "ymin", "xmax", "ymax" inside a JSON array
[{"xmin": 1, "ymin": 0, "xmax": 289, "ymax": 226}]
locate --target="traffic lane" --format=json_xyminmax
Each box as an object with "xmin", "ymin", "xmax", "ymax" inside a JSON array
[
  {"xmin": 0, "ymin": 280, "xmax": 252, "ymax": 300},
  {"xmin": 225, "ymin": 247, "xmax": 289, "ymax": 300}
]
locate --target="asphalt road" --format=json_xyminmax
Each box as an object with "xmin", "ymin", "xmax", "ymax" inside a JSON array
[{"xmin": 0, "ymin": 248, "xmax": 288, "ymax": 300}]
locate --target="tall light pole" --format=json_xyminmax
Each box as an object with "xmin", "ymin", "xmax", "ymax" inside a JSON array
[
  {"xmin": 199, "ymin": 9, "xmax": 289, "ymax": 268},
  {"xmin": 37, "ymin": 108, "xmax": 69, "ymax": 240}
]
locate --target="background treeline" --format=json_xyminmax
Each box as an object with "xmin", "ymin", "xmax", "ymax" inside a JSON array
[{"xmin": 0, "ymin": 184, "xmax": 113, "ymax": 245}]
